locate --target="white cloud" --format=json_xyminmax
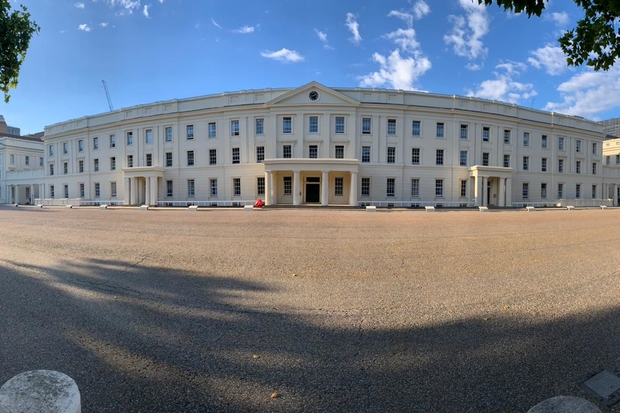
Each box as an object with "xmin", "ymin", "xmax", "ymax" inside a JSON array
[
  {"xmin": 233, "ymin": 25, "xmax": 255, "ymax": 34},
  {"xmin": 315, "ymin": 29, "xmax": 333, "ymax": 50},
  {"xmin": 388, "ymin": 11, "xmax": 414, "ymax": 28},
  {"xmin": 211, "ymin": 18, "xmax": 221, "ymax": 29},
  {"xmin": 388, "ymin": 1, "xmax": 430, "ymax": 27},
  {"xmin": 74, "ymin": 2, "xmax": 85, "ymax": 9},
  {"xmin": 358, "ymin": 49, "xmax": 431, "ymax": 90},
  {"xmin": 99, "ymin": 22, "xmax": 109, "ymax": 27},
  {"xmin": 261, "ymin": 48, "xmax": 305, "ymax": 63},
  {"xmin": 549, "ymin": 11, "xmax": 569, "ymax": 27},
  {"xmin": 384, "ymin": 28, "xmax": 420, "ymax": 53},
  {"xmin": 528, "ymin": 44, "xmax": 567, "ymax": 75},
  {"xmin": 544, "ymin": 65, "xmax": 620, "ymax": 119},
  {"xmin": 99, "ymin": 0, "xmax": 141, "ymax": 14},
  {"xmin": 444, "ymin": 0, "xmax": 489, "ymax": 61},
  {"xmin": 142, "ymin": 4, "xmax": 149, "ymax": 18},
  {"xmin": 467, "ymin": 61, "xmax": 536, "ymax": 104},
  {"xmin": 346, "ymin": 13, "xmax": 362, "ymax": 45},
  {"xmin": 78, "ymin": 23, "xmax": 92, "ymax": 32},
  {"xmin": 412, "ymin": 1, "xmax": 430, "ymax": 20},
  {"xmin": 158, "ymin": 0, "xmax": 163, "ymax": 2}
]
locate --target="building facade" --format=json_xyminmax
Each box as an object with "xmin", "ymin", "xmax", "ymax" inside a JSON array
[{"xmin": 3, "ymin": 82, "xmax": 620, "ymax": 207}]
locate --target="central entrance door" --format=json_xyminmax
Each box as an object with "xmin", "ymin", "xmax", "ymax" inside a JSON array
[{"xmin": 306, "ymin": 184, "xmax": 320, "ymax": 203}]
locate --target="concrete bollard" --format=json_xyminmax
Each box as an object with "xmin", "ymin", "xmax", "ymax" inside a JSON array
[
  {"xmin": 140, "ymin": 205, "xmax": 149, "ymax": 211},
  {"xmin": 527, "ymin": 396, "xmax": 601, "ymax": 413},
  {"xmin": 0, "ymin": 370, "xmax": 81, "ymax": 413},
  {"xmin": 188, "ymin": 205, "xmax": 198, "ymax": 212}
]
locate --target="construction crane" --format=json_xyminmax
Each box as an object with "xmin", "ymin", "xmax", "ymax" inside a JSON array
[{"xmin": 102, "ymin": 80, "xmax": 114, "ymax": 111}]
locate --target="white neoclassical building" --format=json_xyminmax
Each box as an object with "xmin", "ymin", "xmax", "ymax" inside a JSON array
[{"xmin": 2, "ymin": 81, "xmax": 620, "ymax": 208}]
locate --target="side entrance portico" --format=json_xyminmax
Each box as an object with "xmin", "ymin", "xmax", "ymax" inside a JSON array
[
  {"xmin": 123, "ymin": 167, "xmax": 165, "ymax": 206},
  {"xmin": 469, "ymin": 165, "xmax": 514, "ymax": 207}
]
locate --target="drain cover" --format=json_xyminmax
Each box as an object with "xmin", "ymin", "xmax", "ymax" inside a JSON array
[{"xmin": 579, "ymin": 369, "xmax": 620, "ymax": 406}]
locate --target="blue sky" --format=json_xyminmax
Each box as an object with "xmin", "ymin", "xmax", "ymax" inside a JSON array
[{"xmin": 4, "ymin": 0, "xmax": 620, "ymax": 134}]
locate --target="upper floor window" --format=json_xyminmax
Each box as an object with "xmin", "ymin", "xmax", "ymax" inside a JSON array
[
  {"xmin": 187, "ymin": 125, "xmax": 194, "ymax": 140},
  {"xmin": 145, "ymin": 129, "xmax": 153, "ymax": 144},
  {"xmin": 63, "ymin": 142, "xmax": 68, "ymax": 154},
  {"xmin": 49, "ymin": 145, "xmax": 54, "ymax": 156},
  {"xmin": 209, "ymin": 149, "xmax": 217, "ymax": 165},
  {"xmin": 78, "ymin": 139, "xmax": 84, "ymax": 152},
  {"xmin": 482, "ymin": 152, "xmax": 489, "ymax": 166},
  {"xmin": 187, "ymin": 150, "xmax": 195, "ymax": 166},
  {"xmin": 523, "ymin": 132, "xmax": 529, "ymax": 147},
  {"xmin": 127, "ymin": 155, "xmax": 133, "ymax": 168},
  {"xmin": 576, "ymin": 160, "xmax": 581, "ymax": 174},
  {"xmin": 231, "ymin": 120, "xmax": 240, "ymax": 136},
  {"xmin": 558, "ymin": 158, "xmax": 564, "ymax": 173},
  {"xmin": 558, "ymin": 137, "xmax": 564, "ymax": 151},
  {"xmin": 93, "ymin": 137, "xmax": 99, "ymax": 150},
  {"xmin": 412, "ymin": 148, "xmax": 421, "ymax": 165},
  {"xmin": 460, "ymin": 150, "xmax": 467, "ymax": 167},
  {"xmin": 309, "ymin": 116, "xmax": 319, "ymax": 133},
  {"xmin": 309, "ymin": 145, "xmax": 318, "ymax": 159},
  {"xmin": 437, "ymin": 123, "xmax": 445, "ymax": 138},
  {"xmin": 166, "ymin": 152, "xmax": 173, "ymax": 167},
  {"xmin": 165, "ymin": 126, "xmax": 173, "ymax": 142},
  {"xmin": 49, "ymin": 163, "xmax": 54, "ymax": 175},
  {"xmin": 503, "ymin": 154, "xmax": 510, "ymax": 168},
  {"xmin": 146, "ymin": 153, "xmax": 152, "ymax": 167},
  {"xmin": 387, "ymin": 119, "xmax": 396, "ymax": 135},
  {"xmin": 126, "ymin": 131, "xmax": 133, "ymax": 146},
  {"xmin": 78, "ymin": 159, "xmax": 83, "ymax": 173},
  {"xmin": 523, "ymin": 156, "xmax": 529, "ymax": 170},
  {"xmin": 482, "ymin": 127, "xmax": 490, "ymax": 142},
  {"xmin": 63, "ymin": 162, "xmax": 68, "ymax": 174},
  {"xmin": 335, "ymin": 116, "xmax": 345, "ymax": 134},
  {"xmin": 412, "ymin": 121, "xmax": 421, "ymax": 137},
  {"xmin": 541, "ymin": 157, "xmax": 547, "ymax": 172},
  {"xmin": 592, "ymin": 162, "xmax": 598, "ymax": 175},
  {"xmin": 110, "ymin": 134, "xmax": 116, "ymax": 148},
  {"xmin": 256, "ymin": 146, "xmax": 265, "ymax": 163},
  {"xmin": 362, "ymin": 117, "xmax": 371, "ymax": 134},
  {"xmin": 387, "ymin": 147, "xmax": 396, "ymax": 164},
  {"xmin": 283, "ymin": 117, "xmax": 292, "ymax": 134},
  {"xmin": 335, "ymin": 145, "xmax": 344, "ymax": 159},
  {"xmin": 39, "ymin": 157, "xmax": 43, "ymax": 167},
  {"xmin": 592, "ymin": 142, "xmax": 598, "ymax": 155},
  {"xmin": 504, "ymin": 129, "xmax": 511, "ymax": 144},
  {"xmin": 208, "ymin": 122, "xmax": 216, "ymax": 138},
  {"xmin": 362, "ymin": 146, "xmax": 371, "ymax": 163},
  {"xmin": 542, "ymin": 135, "xmax": 547, "ymax": 148},
  {"xmin": 460, "ymin": 124, "xmax": 468, "ymax": 140},
  {"xmin": 232, "ymin": 147, "xmax": 240, "ymax": 164},
  {"xmin": 283, "ymin": 145, "xmax": 292, "ymax": 159},
  {"xmin": 576, "ymin": 139, "xmax": 582, "ymax": 153},
  {"xmin": 255, "ymin": 118, "xmax": 264, "ymax": 135},
  {"xmin": 436, "ymin": 149, "xmax": 444, "ymax": 165},
  {"xmin": 94, "ymin": 158, "xmax": 99, "ymax": 172},
  {"xmin": 10, "ymin": 154, "xmax": 15, "ymax": 164}
]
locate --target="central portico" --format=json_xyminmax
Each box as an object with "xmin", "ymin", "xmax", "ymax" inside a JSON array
[{"xmin": 263, "ymin": 159, "xmax": 359, "ymax": 206}]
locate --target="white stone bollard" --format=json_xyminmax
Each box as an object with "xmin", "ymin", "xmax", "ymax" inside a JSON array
[
  {"xmin": 140, "ymin": 205, "xmax": 149, "ymax": 211},
  {"xmin": 0, "ymin": 370, "xmax": 81, "ymax": 413},
  {"xmin": 188, "ymin": 205, "xmax": 198, "ymax": 212}
]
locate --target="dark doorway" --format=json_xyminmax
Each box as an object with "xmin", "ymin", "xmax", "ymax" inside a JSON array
[{"xmin": 306, "ymin": 183, "xmax": 320, "ymax": 203}]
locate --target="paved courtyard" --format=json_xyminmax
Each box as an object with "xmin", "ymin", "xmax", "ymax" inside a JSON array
[{"xmin": 1, "ymin": 206, "xmax": 620, "ymax": 412}]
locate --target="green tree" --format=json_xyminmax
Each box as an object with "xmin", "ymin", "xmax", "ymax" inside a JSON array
[
  {"xmin": 479, "ymin": 0, "xmax": 620, "ymax": 70},
  {"xmin": 0, "ymin": 0, "xmax": 39, "ymax": 103}
]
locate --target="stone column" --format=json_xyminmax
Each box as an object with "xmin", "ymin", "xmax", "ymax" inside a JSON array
[
  {"xmin": 474, "ymin": 174, "xmax": 480, "ymax": 206},
  {"xmin": 498, "ymin": 177, "xmax": 505, "ymax": 207},
  {"xmin": 130, "ymin": 177, "xmax": 138, "ymax": 206},
  {"xmin": 614, "ymin": 184, "xmax": 618, "ymax": 206},
  {"xmin": 505, "ymin": 177, "xmax": 512, "ymax": 207},
  {"xmin": 349, "ymin": 171, "xmax": 358, "ymax": 207},
  {"xmin": 124, "ymin": 177, "xmax": 130, "ymax": 205},
  {"xmin": 321, "ymin": 171, "xmax": 329, "ymax": 206},
  {"xmin": 145, "ymin": 177, "xmax": 151, "ymax": 206},
  {"xmin": 150, "ymin": 176, "xmax": 158, "ymax": 206},
  {"xmin": 293, "ymin": 170, "xmax": 301, "ymax": 206},
  {"xmin": 15, "ymin": 185, "xmax": 19, "ymax": 205},
  {"xmin": 481, "ymin": 176, "xmax": 487, "ymax": 206},
  {"xmin": 264, "ymin": 172, "xmax": 271, "ymax": 206}
]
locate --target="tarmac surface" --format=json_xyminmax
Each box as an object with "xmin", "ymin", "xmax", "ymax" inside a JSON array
[{"xmin": 0, "ymin": 205, "xmax": 619, "ymax": 413}]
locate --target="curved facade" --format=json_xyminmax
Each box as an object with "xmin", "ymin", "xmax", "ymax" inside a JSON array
[{"xmin": 4, "ymin": 81, "xmax": 620, "ymax": 207}]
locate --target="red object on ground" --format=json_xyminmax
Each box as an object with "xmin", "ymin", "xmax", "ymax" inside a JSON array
[{"xmin": 254, "ymin": 199, "xmax": 263, "ymax": 208}]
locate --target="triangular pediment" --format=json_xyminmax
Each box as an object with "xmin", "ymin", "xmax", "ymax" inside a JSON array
[{"xmin": 266, "ymin": 81, "xmax": 360, "ymax": 107}]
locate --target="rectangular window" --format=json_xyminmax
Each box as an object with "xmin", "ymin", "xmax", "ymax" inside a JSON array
[
  {"xmin": 208, "ymin": 122, "xmax": 216, "ymax": 138},
  {"xmin": 283, "ymin": 176, "xmax": 292, "ymax": 195},
  {"xmin": 522, "ymin": 183, "xmax": 529, "ymax": 199},
  {"xmin": 187, "ymin": 125, "xmax": 194, "ymax": 140},
  {"xmin": 460, "ymin": 124, "xmax": 468, "ymax": 140},
  {"xmin": 542, "ymin": 135, "xmax": 547, "ymax": 148},
  {"xmin": 436, "ymin": 122, "xmax": 445, "ymax": 138},
  {"xmin": 79, "ymin": 183, "xmax": 85, "ymax": 198},
  {"xmin": 126, "ymin": 131, "xmax": 133, "ymax": 146},
  {"xmin": 387, "ymin": 147, "xmax": 396, "ymax": 164},
  {"xmin": 334, "ymin": 177, "xmax": 343, "ymax": 196},
  {"xmin": 50, "ymin": 185, "xmax": 54, "ymax": 198},
  {"xmin": 503, "ymin": 154, "xmax": 510, "ymax": 168},
  {"xmin": 411, "ymin": 178, "xmax": 420, "ymax": 197},
  {"xmin": 576, "ymin": 160, "xmax": 581, "ymax": 174},
  {"xmin": 523, "ymin": 132, "xmax": 530, "ymax": 147},
  {"xmin": 25, "ymin": 155, "xmax": 29, "ymax": 165},
  {"xmin": 435, "ymin": 179, "xmax": 444, "ymax": 197},
  {"xmin": 49, "ymin": 145, "xmax": 54, "ymax": 156},
  {"xmin": 576, "ymin": 184, "xmax": 581, "ymax": 199},
  {"xmin": 110, "ymin": 134, "xmax": 116, "ymax": 148},
  {"xmin": 49, "ymin": 163, "xmax": 54, "ymax": 176},
  {"xmin": 460, "ymin": 180, "xmax": 467, "ymax": 198},
  {"xmin": 592, "ymin": 142, "xmax": 598, "ymax": 155},
  {"xmin": 63, "ymin": 162, "xmax": 68, "ymax": 174},
  {"xmin": 335, "ymin": 116, "xmax": 345, "ymax": 134},
  {"xmin": 127, "ymin": 155, "xmax": 133, "ymax": 168},
  {"xmin": 145, "ymin": 129, "xmax": 153, "ymax": 144},
  {"xmin": 592, "ymin": 184, "xmax": 597, "ymax": 198},
  {"xmin": 166, "ymin": 180, "xmax": 173, "ymax": 197},
  {"xmin": 460, "ymin": 150, "xmax": 467, "ymax": 166},
  {"xmin": 482, "ymin": 126, "xmax": 490, "ymax": 142},
  {"xmin": 523, "ymin": 156, "xmax": 529, "ymax": 171},
  {"xmin": 542, "ymin": 158, "xmax": 547, "ymax": 172},
  {"xmin": 309, "ymin": 145, "xmax": 318, "ymax": 159},
  {"xmin": 576, "ymin": 139, "xmax": 581, "ymax": 153},
  {"xmin": 93, "ymin": 183, "xmax": 99, "ymax": 198},
  {"xmin": 283, "ymin": 117, "xmax": 292, "ymax": 133},
  {"xmin": 436, "ymin": 149, "xmax": 444, "ymax": 165},
  {"xmin": 608, "ymin": 156, "xmax": 612, "ymax": 165},
  {"xmin": 412, "ymin": 121, "xmax": 421, "ymax": 137},
  {"xmin": 93, "ymin": 137, "xmax": 99, "ymax": 150},
  {"xmin": 231, "ymin": 120, "xmax": 240, "ymax": 136},
  {"xmin": 387, "ymin": 119, "xmax": 396, "ymax": 135},
  {"xmin": 39, "ymin": 157, "xmax": 43, "ymax": 167},
  {"xmin": 166, "ymin": 152, "xmax": 173, "ymax": 167},
  {"xmin": 255, "ymin": 118, "xmax": 264, "ymax": 135},
  {"xmin": 617, "ymin": 154, "xmax": 620, "ymax": 164},
  {"xmin": 187, "ymin": 179, "xmax": 195, "ymax": 197},
  {"xmin": 362, "ymin": 146, "xmax": 371, "ymax": 163},
  {"xmin": 592, "ymin": 162, "xmax": 597, "ymax": 175},
  {"xmin": 483, "ymin": 152, "xmax": 489, "ymax": 166},
  {"xmin": 233, "ymin": 178, "xmax": 241, "ymax": 196},
  {"xmin": 256, "ymin": 146, "xmax": 265, "ymax": 163},
  {"xmin": 361, "ymin": 177, "xmax": 370, "ymax": 196},
  {"xmin": 8, "ymin": 154, "xmax": 14, "ymax": 164},
  {"xmin": 362, "ymin": 117, "xmax": 371, "ymax": 134},
  {"xmin": 210, "ymin": 179, "xmax": 218, "ymax": 196},
  {"xmin": 387, "ymin": 178, "xmax": 395, "ymax": 197},
  {"xmin": 541, "ymin": 183, "xmax": 547, "ymax": 199},
  {"xmin": 283, "ymin": 145, "xmax": 292, "ymax": 159},
  {"xmin": 558, "ymin": 137, "xmax": 564, "ymax": 151},
  {"xmin": 78, "ymin": 160, "xmax": 84, "ymax": 173},
  {"xmin": 187, "ymin": 151, "xmax": 195, "ymax": 166},
  {"xmin": 504, "ymin": 129, "xmax": 511, "ymax": 144},
  {"xmin": 78, "ymin": 139, "xmax": 84, "ymax": 152},
  {"xmin": 63, "ymin": 142, "xmax": 68, "ymax": 154},
  {"xmin": 257, "ymin": 177, "xmax": 265, "ymax": 195},
  {"xmin": 558, "ymin": 183, "xmax": 564, "ymax": 198},
  {"xmin": 165, "ymin": 126, "xmax": 173, "ymax": 142},
  {"xmin": 94, "ymin": 159, "xmax": 99, "ymax": 172},
  {"xmin": 146, "ymin": 153, "xmax": 152, "ymax": 167},
  {"xmin": 412, "ymin": 148, "xmax": 420, "ymax": 165},
  {"xmin": 111, "ymin": 157, "xmax": 117, "ymax": 170},
  {"xmin": 209, "ymin": 149, "xmax": 217, "ymax": 165},
  {"xmin": 558, "ymin": 159, "xmax": 564, "ymax": 173},
  {"xmin": 111, "ymin": 182, "xmax": 117, "ymax": 198},
  {"xmin": 232, "ymin": 148, "xmax": 240, "ymax": 164},
  {"xmin": 335, "ymin": 145, "xmax": 344, "ymax": 159},
  {"xmin": 309, "ymin": 116, "xmax": 319, "ymax": 133}
]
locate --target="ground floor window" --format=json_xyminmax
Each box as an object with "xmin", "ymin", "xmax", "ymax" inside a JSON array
[
  {"xmin": 361, "ymin": 178, "xmax": 370, "ymax": 196},
  {"xmin": 79, "ymin": 183, "xmax": 85, "ymax": 198},
  {"xmin": 50, "ymin": 185, "xmax": 55, "ymax": 198},
  {"xmin": 257, "ymin": 177, "xmax": 265, "ymax": 195},
  {"xmin": 558, "ymin": 183, "xmax": 564, "ymax": 198},
  {"xmin": 387, "ymin": 178, "xmax": 395, "ymax": 197},
  {"xmin": 576, "ymin": 184, "xmax": 581, "ymax": 199},
  {"xmin": 111, "ymin": 182, "xmax": 117, "ymax": 198},
  {"xmin": 460, "ymin": 180, "xmax": 467, "ymax": 198},
  {"xmin": 166, "ymin": 180, "xmax": 173, "ymax": 197},
  {"xmin": 435, "ymin": 179, "xmax": 443, "ymax": 197},
  {"xmin": 411, "ymin": 178, "xmax": 419, "ymax": 197},
  {"xmin": 233, "ymin": 178, "xmax": 241, "ymax": 196},
  {"xmin": 94, "ymin": 183, "xmax": 100, "ymax": 198},
  {"xmin": 541, "ymin": 183, "xmax": 547, "ymax": 199},
  {"xmin": 210, "ymin": 179, "xmax": 218, "ymax": 196},
  {"xmin": 283, "ymin": 176, "xmax": 292, "ymax": 195},
  {"xmin": 64, "ymin": 185, "xmax": 69, "ymax": 198},
  {"xmin": 522, "ymin": 183, "xmax": 529, "ymax": 199},
  {"xmin": 187, "ymin": 179, "xmax": 195, "ymax": 197},
  {"xmin": 592, "ymin": 184, "xmax": 596, "ymax": 198},
  {"xmin": 334, "ymin": 177, "xmax": 343, "ymax": 196}
]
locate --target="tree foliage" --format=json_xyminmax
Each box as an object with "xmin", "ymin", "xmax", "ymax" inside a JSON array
[
  {"xmin": 0, "ymin": 0, "xmax": 39, "ymax": 103},
  {"xmin": 479, "ymin": 0, "xmax": 620, "ymax": 70}
]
